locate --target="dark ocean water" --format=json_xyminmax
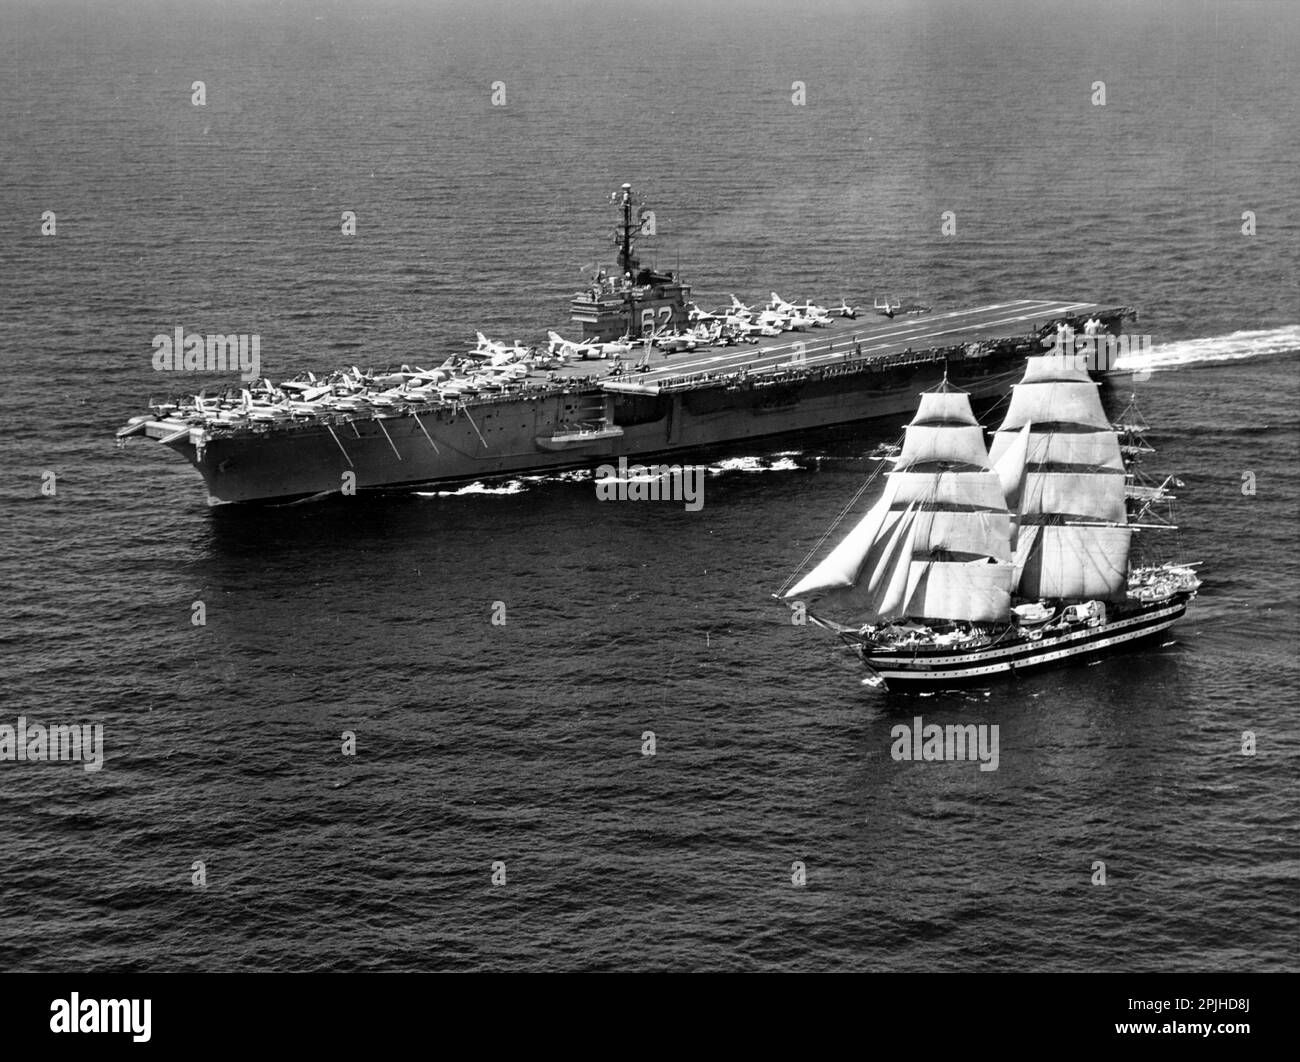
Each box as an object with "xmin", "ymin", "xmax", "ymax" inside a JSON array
[{"xmin": 0, "ymin": 0, "xmax": 1297, "ymax": 972}]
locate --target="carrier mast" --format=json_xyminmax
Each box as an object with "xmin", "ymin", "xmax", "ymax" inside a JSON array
[
  {"xmin": 616, "ymin": 182, "xmax": 638, "ymax": 281},
  {"xmin": 570, "ymin": 183, "xmax": 692, "ymax": 341}
]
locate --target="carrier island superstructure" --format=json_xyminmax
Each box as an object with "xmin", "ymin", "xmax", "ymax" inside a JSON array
[{"xmin": 117, "ymin": 184, "xmax": 1138, "ymax": 505}]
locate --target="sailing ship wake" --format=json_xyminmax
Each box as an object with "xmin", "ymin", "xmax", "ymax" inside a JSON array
[{"xmin": 777, "ymin": 355, "xmax": 1202, "ymax": 690}]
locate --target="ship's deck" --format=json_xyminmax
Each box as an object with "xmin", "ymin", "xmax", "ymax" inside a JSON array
[{"xmin": 553, "ymin": 298, "xmax": 1110, "ymax": 392}]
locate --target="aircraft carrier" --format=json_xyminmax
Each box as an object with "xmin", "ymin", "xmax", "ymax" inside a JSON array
[{"xmin": 117, "ymin": 184, "xmax": 1138, "ymax": 505}]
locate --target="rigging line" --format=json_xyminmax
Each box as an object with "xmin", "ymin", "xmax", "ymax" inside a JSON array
[
  {"xmin": 974, "ymin": 370, "xmax": 1021, "ymax": 429},
  {"xmin": 774, "ymin": 439, "xmax": 898, "ymax": 598}
]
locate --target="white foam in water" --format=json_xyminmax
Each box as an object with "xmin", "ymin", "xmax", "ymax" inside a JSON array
[
  {"xmin": 601, "ymin": 472, "xmax": 673, "ymax": 484},
  {"xmin": 707, "ymin": 456, "xmax": 801, "ymax": 474},
  {"xmin": 417, "ymin": 480, "xmax": 527, "ymax": 497},
  {"xmin": 1114, "ymin": 325, "xmax": 1300, "ymax": 375},
  {"xmin": 712, "ymin": 454, "xmax": 800, "ymax": 473},
  {"xmin": 518, "ymin": 469, "xmax": 592, "ymax": 484},
  {"xmin": 408, "ymin": 450, "xmax": 809, "ymax": 495},
  {"xmin": 710, "ymin": 456, "xmax": 766, "ymax": 474},
  {"xmin": 546, "ymin": 457, "xmax": 805, "ymax": 483}
]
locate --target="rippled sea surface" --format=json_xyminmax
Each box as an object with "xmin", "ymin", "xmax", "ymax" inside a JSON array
[{"xmin": 0, "ymin": 0, "xmax": 1296, "ymax": 972}]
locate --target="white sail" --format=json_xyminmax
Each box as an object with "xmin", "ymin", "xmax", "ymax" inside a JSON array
[
  {"xmin": 1019, "ymin": 471, "xmax": 1127, "ymax": 524},
  {"xmin": 1020, "ymin": 354, "xmax": 1093, "ymax": 385},
  {"xmin": 782, "ymin": 486, "xmax": 896, "ymax": 599},
  {"xmin": 903, "ymin": 560, "xmax": 1014, "ymax": 622},
  {"xmin": 875, "ymin": 511, "xmax": 921, "ymax": 620},
  {"xmin": 912, "ymin": 508, "xmax": 1012, "ymax": 561},
  {"xmin": 889, "ymin": 469, "xmax": 1009, "ymax": 510},
  {"xmin": 1001, "ymin": 381, "xmax": 1110, "ymax": 432},
  {"xmin": 895, "ymin": 424, "xmax": 991, "ymax": 470},
  {"xmin": 1011, "ymin": 524, "xmax": 1039, "ymax": 586},
  {"xmin": 989, "ymin": 428, "xmax": 1123, "ymax": 472},
  {"xmin": 808, "ymin": 503, "xmax": 918, "ymax": 616},
  {"xmin": 913, "ymin": 391, "xmax": 980, "ymax": 426},
  {"xmin": 993, "ymin": 422, "xmax": 1031, "ymax": 512},
  {"xmin": 1016, "ymin": 524, "xmax": 1131, "ymax": 601}
]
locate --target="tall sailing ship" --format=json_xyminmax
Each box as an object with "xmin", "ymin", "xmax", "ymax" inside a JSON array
[{"xmin": 778, "ymin": 355, "xmax": 1201, "ymax": 689}]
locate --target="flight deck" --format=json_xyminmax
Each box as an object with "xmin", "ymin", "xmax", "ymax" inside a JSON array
[{"xmin": 588, "ymin": 298, "xmax": 1123, "ymax": 395}]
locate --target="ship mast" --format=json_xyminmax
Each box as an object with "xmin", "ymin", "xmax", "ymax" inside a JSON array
[
  {"xmin": 574, "ymin": 183, "xmax": 687, "ymax": 341},
  {"xmin": 614, "ymin": 182, "xmax": 640, "ymax": 281},
  {"xmin": 989, "ymin": 356, "xmax": 1131, "ymax": 602},
  {"xmin": 781, "ymin": 383, "xmax": 1014, "ymax": 625}
]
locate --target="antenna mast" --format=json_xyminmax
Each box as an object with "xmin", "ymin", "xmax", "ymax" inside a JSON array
[{"xmin": 614, "ymin": 183, "xmax": 640, "ymax": 280}]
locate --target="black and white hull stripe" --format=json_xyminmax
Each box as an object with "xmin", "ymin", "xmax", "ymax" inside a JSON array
[{"xmin": 861, "ymin": 598, "xmax": 1190, "ymax": 687}]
